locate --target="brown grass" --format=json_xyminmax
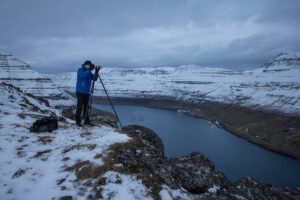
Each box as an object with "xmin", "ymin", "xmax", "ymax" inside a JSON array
[
  {"xmin": 62, "ymin": 144, "xmax": 96, "ymax": 154},
  {"xmin": 64, "ymin": 160, "xmax": 90, "ymax": 172},
  {"xmin": 33, "ymin": 149, "xmax": 51, "ymax": 158},
  {"xmin": 59, "ymin": 196, "xmax": 72, "ymax": 200},
  {"xmin": 18, "ymin": 113, "xmax": 46, "ymax": 120},
  {"xmin": 18, "ymin": 136, "xmax": 29, "ymax": 143},
  {"xmin": 37, "ymin": 136, "xmax": 52, "ymax": 144},
  {"xmin": 94, "ymin": 154, "xmax": 103, "ymax": 159},
  {"xmin": 18, "ymin": 113, "xmax": 25, "ymax": 119},
  {"xmin": 62, "ymin": 157, "xmax": 70, "ymax": 161},
  {"xmin": 80, "ymin": 131, "xmax": 92, "ymax": 137},
  {"xmin": 57, "ymin": 178, "xmax": 66, "ymax": 185}
]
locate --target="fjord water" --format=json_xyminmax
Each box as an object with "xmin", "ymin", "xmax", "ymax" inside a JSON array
[{"xmin": 94, "ymin": 104, "xmax": 300, "ymax": 187}]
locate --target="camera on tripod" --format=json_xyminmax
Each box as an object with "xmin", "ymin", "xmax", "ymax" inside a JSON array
[{"xmin": 90, "ymin": 64, "xmax": 102, "ymax": 72}]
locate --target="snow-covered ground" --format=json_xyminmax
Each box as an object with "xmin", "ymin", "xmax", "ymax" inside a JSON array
[
  {"xmin": 49, "ymin": 52, "xmax": 300, "ymax": 115},
  {"xmin": 0, "ymin": 53, "xmax": 75, "ymax": 108},
  {"xmin": 0, "ymin": 83, "xmax": 191, "ymax": 200}
]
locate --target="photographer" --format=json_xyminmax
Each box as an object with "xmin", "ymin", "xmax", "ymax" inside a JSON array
[{"xmin": 75, "ymin": 60, "xmax": 100, "ymax": 126}]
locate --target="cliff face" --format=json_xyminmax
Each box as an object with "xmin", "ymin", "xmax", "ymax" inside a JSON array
[
  {"xmin": 49, "ymin": 52, "xmax": 300, "ymax": 116},
  {"xmin": 112, "ymin": 125, "xmax": 299, "ymax": 200},
  {"xmin": 0, "ymin": 52, "xmax": 74, "ymax": 108}
]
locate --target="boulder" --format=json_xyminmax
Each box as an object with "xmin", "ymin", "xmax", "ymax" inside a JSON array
[
  {"xmin": 169, "ymin": 152, "xmax": 231, "ymax": 193},
  {"xmin": 124, "ymin": 125, "xmax": 164, "ymax": 155},
  {"xmin": 197, "ymin": 176, "xmax": 297, "ymax": 200},
  {"xmin": 115, "ymin": 125, "xmax": 180, "ymax": 188}
]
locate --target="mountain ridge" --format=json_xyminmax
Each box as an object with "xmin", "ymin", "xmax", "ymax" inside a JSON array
[
  {"xmin": 48, "ymin": 52, "xmax": 300, "ymax": 116},
  {"xmin": 0, "ymin": 52, "xmax": 75, "ymax": 108}
]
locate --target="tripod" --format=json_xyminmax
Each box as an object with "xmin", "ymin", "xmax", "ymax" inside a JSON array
[{"xmin": 82, "ymin": 69, "xmax": 123, "ymax": 129}]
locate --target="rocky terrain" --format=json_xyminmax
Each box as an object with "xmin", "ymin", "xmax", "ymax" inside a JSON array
[{"xmin": 0, "ymin": 82, "xmax": 299, "ymax": 200}]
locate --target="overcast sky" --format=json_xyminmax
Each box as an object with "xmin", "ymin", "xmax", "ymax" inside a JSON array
[{"xmin": 1, "ymin": 0, "xmax": 300, "ymax": 73}]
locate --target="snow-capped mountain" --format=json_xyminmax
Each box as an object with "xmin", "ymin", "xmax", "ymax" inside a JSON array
[
  {"xmin": 0, "ymin": 52, "xmax": 74, "ymax": 108},
  {"xmin": 49, "ymin": 52, "xmax": 300, "ymax": 115}
]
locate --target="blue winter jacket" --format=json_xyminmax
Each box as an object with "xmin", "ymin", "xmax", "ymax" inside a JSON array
[{"xmin": 76, "ymin": 64, "xmax": 98, "ymax": 94}]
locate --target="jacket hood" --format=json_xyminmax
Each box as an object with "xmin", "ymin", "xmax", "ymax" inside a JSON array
[{"xmin": 81, "ymin": 64, "xmax": 86, "ymax": 70}]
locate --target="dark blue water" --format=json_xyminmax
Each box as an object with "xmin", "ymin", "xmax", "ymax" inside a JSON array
[{"xmin": 94, "ymin": 104, "xmax": 300, "ymax": 187}]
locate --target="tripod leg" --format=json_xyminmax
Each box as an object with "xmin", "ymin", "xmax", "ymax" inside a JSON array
[{"xmin": 97, "ymin": 74, "xmax": 123, "ymax": 129}]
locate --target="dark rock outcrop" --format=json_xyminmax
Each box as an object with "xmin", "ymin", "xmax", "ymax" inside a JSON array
[
  {"xmin": 169, "ymin": 152, "xmax": 231, "ymax": 194},
  {"xmin": 230, "ymin": 176, "xmax": 293, "ymax": 200},
  {"xmin": 203, "ymin": 176, "xmax": 297, "ymax": 200},
  {"xmin": 116, "ymin": 125, "xmax": 298, "ymax": 200},
  {"xmin": 116, "ymin": 125, "xmax": 179, "ymax": 188}
]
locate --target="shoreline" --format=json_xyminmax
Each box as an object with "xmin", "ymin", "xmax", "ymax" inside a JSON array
[{"xmin": 90, "ymin": 96, "xmax": 300, "ymax": 161}]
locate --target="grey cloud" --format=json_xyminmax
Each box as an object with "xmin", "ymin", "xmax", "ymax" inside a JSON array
[{"xmin": 0, "ymin": 0, "xmax": 300, "ymax": 73}]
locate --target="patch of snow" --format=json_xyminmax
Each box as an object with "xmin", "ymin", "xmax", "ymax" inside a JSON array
[
  {"xmin": 159, "ymin": 185, "xmax": 192, "ymax": 200},
  {"xmin": 101, "ymin": 171, "xmax": 153, "ymax": 200},
  {"xmin": 230, "ymin": 194, "xmax": 248, "ymax": 200},
  {"xmin": 208, "ymin": 185, "xmax": 220, "ymax": 193},
  {"xmin": 136, "ymin": 149, "xmax": 142, "ymax": 153},
  {"xmin": 114, "ymin": 163, "xmax": 124, "ymax": 167}
]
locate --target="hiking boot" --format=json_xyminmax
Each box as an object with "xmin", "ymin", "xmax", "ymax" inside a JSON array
[
  {"xmin": 76, "ymin": 122, "xmax": 82, "ymax": 127},
  {"xmin": 84, "ymin": 121, "xmax": 94, "ymax": 126}
]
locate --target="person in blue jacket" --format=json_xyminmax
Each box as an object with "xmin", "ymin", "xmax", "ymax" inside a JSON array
[{"xmin": 75, "ymin": 60, "xmax": 99, "ymax": 126}]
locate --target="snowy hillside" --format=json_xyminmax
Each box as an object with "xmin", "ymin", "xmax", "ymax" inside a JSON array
[
  {"xmin": 49, "ymin": 52, "xmax": 300, "ymax": 115},
  {"xmin": 0, "ymin": 53, "xmax": 74, "ymax": 108},
  {"xmin": 1, "ymin": 64, "xmax": 298, "ymax": 199},
  {"xmin": 0, "ymin": 82, "xmax": 192, "ymax": 200}
]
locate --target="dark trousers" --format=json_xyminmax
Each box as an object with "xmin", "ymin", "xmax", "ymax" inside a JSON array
[{"xmin": 75, "ymin": 92, "xmax": 90, "ymax": 124}]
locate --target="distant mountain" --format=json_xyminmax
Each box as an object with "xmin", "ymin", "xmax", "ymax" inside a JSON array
[
  {"xmin": 0, "ymin": 52, "xmax": 75, "ymax": 108},
  {"xmin": 263, "ymin": 52, "xmax": 300, "ymax": 68},
  {"xmin": 49, "ymin": 52, "xmax": 300, "ymax": 116}
]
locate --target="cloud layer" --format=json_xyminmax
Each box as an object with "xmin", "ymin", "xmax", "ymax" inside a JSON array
[{"xmin": 1, "ymin": 0, "xmax": 300, "ymax": 73}]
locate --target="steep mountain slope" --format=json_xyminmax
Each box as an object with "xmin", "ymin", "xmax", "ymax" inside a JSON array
[
  {"xmin": 0, "ymin": 52, "xmax": 74, "ymax": 108},
  {"xmin": 0, "ymin": 82, "xmax": 193, "ymax": 199},
  {"xmin": 49, "ymin": 52, "xmax": 300, "ymax": 116}
]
